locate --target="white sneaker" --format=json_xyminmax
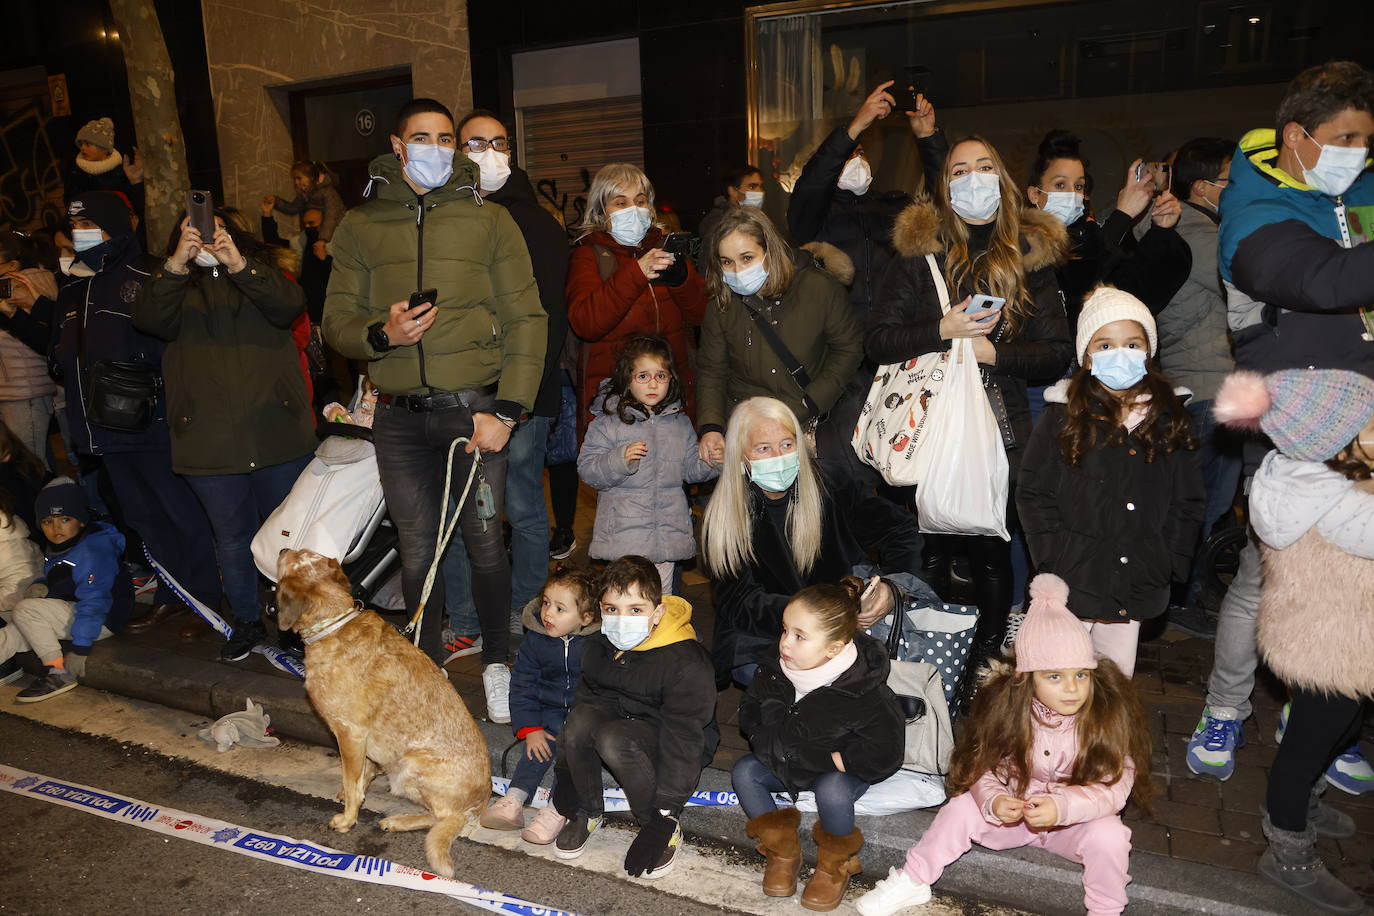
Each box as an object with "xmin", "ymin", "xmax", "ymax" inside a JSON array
[
  {"xmin": 855, "ymin": 867, "xmax": 931, "ymax": 916},
  {"xmin": 483, "ymin": 663, "xmax": 511, "ymax": 724}
]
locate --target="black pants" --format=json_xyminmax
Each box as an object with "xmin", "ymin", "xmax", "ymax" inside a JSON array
[
  {"xmin": 1266, "ymin": 685, "xmax": 1364, "ymax": 831},
  {"xmin": 548, "ymin": 462, "xmax": 579, "ymax": 532},
  {"xmin": 372, "ymin": 393, "xmax": 510, "ymax": 666},
  {"xmin": 921, "ymin": 491, "xmax": 1019, "ymax": 648},
  {"xmin": 553, "ymin": 704, "xmax": 660, "ymax": 823}
]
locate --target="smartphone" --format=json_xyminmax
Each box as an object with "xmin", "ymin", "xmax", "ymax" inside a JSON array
[
  {"xmin": 964, "ymin": 294, "xmax": 1005, "ymax": 322},
  {"xmin": 661, "ymin": 232, "xmax": 692, "ymax": 258},
  {"xmin": 0, "ymin": 278, "xmax": 11, "ymax": 300},
  {"xmin": 862, "ymin": 577, "xmax": 881, "ymax": 602},
  {"xmin": 409, "ymin": 287, "xmax": 438, "ymax": 319},
  {"xmin": 186, "ymin": 189, "xmax": 215, "ymax": 238},
  {"xmin": 1134, "ymin": 161, "xmax": 1171, "ymax": 194},
  {"xmin": 903, "ymin": 65, "xmax": 932, "ymax": 109}
]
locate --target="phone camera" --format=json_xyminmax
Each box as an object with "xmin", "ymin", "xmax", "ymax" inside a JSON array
[{"xmin": 192, "ymin": 193, "xmax": 205, "ymax": 204}]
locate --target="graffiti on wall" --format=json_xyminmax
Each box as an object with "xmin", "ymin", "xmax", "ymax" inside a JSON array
[
  {"xmin": 536, "ymin": 168, "xmax": 591, "ymax": 240},
  {"xmin": 0, "ymin": 99, "xmax": 66, "ymax": 233}
]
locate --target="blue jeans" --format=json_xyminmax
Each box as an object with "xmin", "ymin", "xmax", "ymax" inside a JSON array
[
  {"xmin": 186, "ymin": 455, "xmax": 311, "ymax": 624},
  {"xmin": 731, "ymin": 753, "xmax": 869, "ymax": 836},
  {"xmin": 445, "ymin": 415, "xmax": 550, "ymax": 633},
  {"xmin": 509, "ymin": 710, "xmax": 565, "ymax": 800}
]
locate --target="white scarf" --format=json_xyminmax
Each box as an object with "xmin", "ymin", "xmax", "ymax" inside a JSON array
[
  {"xmin": 75, "ymin": 149, "xmax": 123, "ymax": 176},
  {"xmin": 781, "ymin": 641, "xmax": 859, "ymax": 700}
]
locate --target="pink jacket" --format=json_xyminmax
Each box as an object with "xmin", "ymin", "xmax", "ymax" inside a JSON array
[{"xmin": 967, "ymin": 700, "xmax": 1135, "ymax": 827}]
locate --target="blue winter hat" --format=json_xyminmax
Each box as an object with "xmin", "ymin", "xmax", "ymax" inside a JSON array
[{"xmin": 35, "ymin": 480, "xmax": 90, "ymax": 524}]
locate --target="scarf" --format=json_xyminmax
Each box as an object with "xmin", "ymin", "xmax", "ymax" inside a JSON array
[
  {"xmin": 781, "ymin": 640, "xmax": 859, "ymax": 701},
  {"xmin": 75, "ymin": 149, "xmax": 124, "ymax": 176}
]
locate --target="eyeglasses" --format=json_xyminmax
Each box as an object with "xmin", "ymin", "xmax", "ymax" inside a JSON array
[
  {"xmin": 632, "ymin": 370, "xmax": 670, "ymax": 384},
  {"xmin": 462, "ymin": 137, "xmax": 512, "ymax": 153}
]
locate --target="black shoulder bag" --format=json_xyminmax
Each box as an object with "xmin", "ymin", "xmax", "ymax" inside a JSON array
[
  {"xmin": 740, "ymin": 295, "xmax": 819, "ymax": 420},
  {"xmin": 78, "ymin": 298, "xmax": 160, "ymax": 433}
]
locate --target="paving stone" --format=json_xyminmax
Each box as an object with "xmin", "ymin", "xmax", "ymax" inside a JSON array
[
  {"xmin": 1149, "ymin": 798, "xmax": 1221, "ymax": 834},
  {"xmin": 1169, "ymin": 828, "xmax": 1264, "ymax": 872},
  {"xmin": 1170, "ymin": 778, "xmax": 1223, "ymax": 809},
  {"xmin": 1219, "ymin": 808, "xmax": 1265, "ymax": 845},
  {"xmin": 1127, "ymin": 819, "xmax": 1169, "ymax": 855}
]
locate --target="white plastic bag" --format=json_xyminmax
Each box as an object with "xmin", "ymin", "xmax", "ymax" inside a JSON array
[{"xmin": 914, "ymin": 337, "xmax": 1010, "ymax": 540}]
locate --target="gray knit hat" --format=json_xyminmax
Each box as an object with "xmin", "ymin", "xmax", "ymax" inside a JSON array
[
  {"xmin": 75, "ymin": 117, "xmax": 115, "ymax": 152},
  {"xmin": 1214, "ymin": 369, "xmax": 1374, "ymax": 462}
]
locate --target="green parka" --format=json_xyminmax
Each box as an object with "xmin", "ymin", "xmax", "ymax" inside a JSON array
[
  {"xmin": 322, "ymin": 153, "xmax": 546, "ymax": 416},
  {"xmin": 134, "ymin": 252, "xmax": 316, "ymax": 476}
]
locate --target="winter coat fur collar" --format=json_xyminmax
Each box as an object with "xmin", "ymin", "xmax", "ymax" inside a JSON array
[
  {"xmin": 1042, "ymin": 377, "xmax": 1193, "ymax": 405},
  {"xmin": 890, "ymin": 198, "xmax": 1070, "ymax": 273}
]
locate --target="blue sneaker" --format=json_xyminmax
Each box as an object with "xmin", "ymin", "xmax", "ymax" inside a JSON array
[
  {"xmin": 1186, "ymin": 709, "xmax": 1245, "ymax": 780},
  {"xmin": 1275, "ymin": 703, "xmax": 1374, "ymax": 795}
]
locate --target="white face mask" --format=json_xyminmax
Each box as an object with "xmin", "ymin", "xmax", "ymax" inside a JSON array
[
  {"xmin": 194, "ymin": 249, "xmax": 219, "ymax": 268},
  {"xmin": 837, "ymin": 156, "xmax": 872, "ymax": 195},
  {"xmin": 467, "ymin": 147, "xmax": 511, "ymax": 192},
  {"xmin": 1038, "ymin": 189, "xmax": 1084, "ymax": 226},
  {"xmin": 608, "ymin": 206, "xmax": 653, "ymax": 247},
  {"xmin": 1298, "ymin": 128, "xmax": 1368, "ymax": 198},
  {"xmin": 72, "ymin": 228, "xmax": 104, "ymax": 253},
  {"xmin": 723, "ymin": 260, "xmax": 768, "ymax": 297},
  {"xmin": 742, "ymin": 190, "xmax": 764, "ymax": 208},
  {"xmin": 403, "ymin": 143, "xmax": 455, "ymax": 190},
  {"xmin": 601, "ymin": 614, "xmax": 654, "ymax": 651},
  {"xmin": 949, "ymin": 171, "xmax": 1002, "ymax": 221}
]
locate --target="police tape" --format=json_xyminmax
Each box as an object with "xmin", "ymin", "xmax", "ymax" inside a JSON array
[
  {"xmin": 489, "ymin": 777, "xmax": 785, "ymax": 811},
  {"xmin": 0, "ymin": 763, "xmax": 583, "ymax": 916}
]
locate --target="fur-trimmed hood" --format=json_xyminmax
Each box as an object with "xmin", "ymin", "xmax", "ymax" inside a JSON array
[
  {"xmin": 800, "ymin": 241, "xmax": 855, "ymax": 287},
  {"xmin": 890, "ymin": 197, "xmax": 1069, "ymax": 272},
  {"xmin": 1042, "ymin": 377, "xmax": 1193, "ymax": 405}
]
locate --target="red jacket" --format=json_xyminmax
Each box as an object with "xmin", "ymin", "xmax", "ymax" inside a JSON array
[{"xmin": 565, "ymin": 228, "xmax": 707, "ymax": 434}]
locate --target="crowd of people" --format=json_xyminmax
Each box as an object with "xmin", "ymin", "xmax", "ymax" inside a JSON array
[{"xmin": 0, "ymin": 59, "xmax": 1371, "ymax": 916}]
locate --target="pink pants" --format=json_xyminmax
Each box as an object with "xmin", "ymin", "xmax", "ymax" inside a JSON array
[
  {"xmin": 903, "ymin": 793, "xmax": 1132, "ymax": 916},
  {"xmin": 1082, "ymin": 619, "xmax": 1141, "ymax": 678}
]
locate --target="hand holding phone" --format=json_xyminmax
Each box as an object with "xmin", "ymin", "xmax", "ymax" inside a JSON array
[
  {"xmin": 186, "ymin": 189, "xmax": 216, "ymax": 239},
  {"xmin": 409, "ymin": 288, "xmax": 438, "ymax": 320},
  {"xmin": 661, "ymin": 232, "xmax": 692, "ymax": 259},
  {"xmin": 964, "ymin": 294, "xmax": 1005, "ymax": 322}
]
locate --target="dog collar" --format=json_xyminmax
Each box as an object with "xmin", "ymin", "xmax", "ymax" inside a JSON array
[{"xmin": 299, "ymin": 608, "xmax": 361, "ymax": 645}]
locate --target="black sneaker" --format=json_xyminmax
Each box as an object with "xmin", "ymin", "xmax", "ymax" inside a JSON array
[
  {"xmin": 641, "ymin": 821, "xmax": 682, "ymax": 880},
  {"xmin": 278, "ymin": 628, "xmax": 305, "ymax": 659},
  {"xmin": 554, "ymin": 813, "xmax": 600, "ymax": 860},
  {"xmin": 16, "ymin": 668, "xmax": 79, "ymax": 703},
  {"xmin": 549, "ymin": 528, "xmax": 577, "ymax": 561},
  {"xmin": 221, "ymin": 621, "xmax": 267, "ymax": 662},
  {"xmin": 0, "ymin": 657, "xmax": 23, "ymax": 686}
]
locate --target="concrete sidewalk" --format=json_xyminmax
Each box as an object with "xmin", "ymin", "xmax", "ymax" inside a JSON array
[{"xmin": 69, "ymin": 616, "xmax": 1343, "ymax": 916}]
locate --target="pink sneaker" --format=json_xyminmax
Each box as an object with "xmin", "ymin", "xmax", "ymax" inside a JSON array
[
  {"xmin": 479, "ymin": 794, "xmax": 526, "ymax": 830},
  {"xmin": 521, "ymin": 805, "xmax": 568, "ymax": 845}
]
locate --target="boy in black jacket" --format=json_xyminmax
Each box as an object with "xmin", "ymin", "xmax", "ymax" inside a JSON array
[{"xmin": 549, "ymin": 556, "xmax": 718, "ymax": 880}]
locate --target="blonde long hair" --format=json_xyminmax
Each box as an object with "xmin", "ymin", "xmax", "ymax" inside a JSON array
[
  {"xmin": 700, "ymin": 398, "xmax": 825, "ymax": 578},
  {"xmin": 576, "ymin": 162, "xmax": 657, "ymax": 240},
  {"xmin": 700, "ymin": 206, "xmax": 796, "ymax": 308},
  {"xmin": 937, "ymin": 135, "xmax": 1034, "ymax": 338}
]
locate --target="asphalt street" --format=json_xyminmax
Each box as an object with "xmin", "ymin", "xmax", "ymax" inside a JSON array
[{"xmin": 0, "ymin": 713, "xmax": 748, "ymax": 916}]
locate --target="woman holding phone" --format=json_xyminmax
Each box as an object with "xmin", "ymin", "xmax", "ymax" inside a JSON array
[
  {"xmin": 565, "ymin": 163, "xmax": 706, "ymax": 437},
  {"xmin": 867, "ymin": 134, "xmax": 1072, "ymax": 667}
]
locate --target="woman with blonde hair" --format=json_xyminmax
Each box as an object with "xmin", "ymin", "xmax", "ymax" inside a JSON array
[
  {"xmin": 695, "ymin": 207, "xmax": 862, "ymax": 465},
  {"xmin": 867, "ymin": 133, "xmax": 1072, "ymax": 667},
  {"xmin": 565, "ymin": 163, "xmax": 706, "ymax": 435},
  {"xmin": 701, "ymin": 397, "xmax": 923, "ymax": 687}
]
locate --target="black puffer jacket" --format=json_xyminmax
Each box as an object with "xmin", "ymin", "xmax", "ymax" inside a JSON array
[
  {"xmin": 866, "ymin": 200, "xmax": 1073, "ymax": 475},
  {"xmin": 787, "ymin": 126, "xmax": 911, "ymax": 322},
  {"xmin": 1016, "ymin": 380, "xmax": 1205, "ymax": 621},
  {"xmin": 739, "ymin": 632, "xmax": 904, "ymax": 793},
  {"xmin": 575, "ymin": 596, "xmax": 720, "ymax": 813},
  {"xmin": 1058, "ymin": 211, "xmax": 1191, "ymax": 326}
]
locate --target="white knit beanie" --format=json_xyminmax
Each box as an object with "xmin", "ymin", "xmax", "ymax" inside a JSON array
[{"xmin": 1075, "ymin": 286, "xmax": 1157, "ymax": 364}]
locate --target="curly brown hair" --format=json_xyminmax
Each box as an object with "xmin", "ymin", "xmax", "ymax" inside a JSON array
[
  {"xmin": 1326, "ymin": 433, "xmax": 1374, "ymax": 482},
  {"xmin": 600, "ymin": 336, "xmax": 683, "ymax": 423},
  {"xmin": 1057, "ymin": 365, "xmax": 1197, "ymax": 467},
  {"xmin": 948, "ymin": 657, "xmax": 1154, "ymax": 815},
  {"xmin": 544, "ymin": 566, "xmax": 601, "ymax": 623}
]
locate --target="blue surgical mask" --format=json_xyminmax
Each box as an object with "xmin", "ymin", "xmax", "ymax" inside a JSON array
[
  {"xmin": 601, "ymin": 614, "xmax": 653, "ymax": 651},
  {"xmin": 742, "ymin": 191, "xmax": 764, "ymax": 208},
  {"xmin": 949, "ymin": 170, "xmax": 1001, "ymax": 222},
  {"xmin": 72, "ymin": 228, "xmax": 104, "ymax": 252},
  {"xmin": 1298, "ymin": 129, "xmax": 1368, "ymax": 198},
  {"xmin": 1089, "ymin": 346, "xmax": 1148, "ymax": 391},
  {"xmin": 724, "ymin": 261, "xmax": 768, "ymax": 297},
  {"xmin": 1039, "ymin": 190, "xmax": 1084, "ymax": 226},
  {"xmin": 609, "ymin": 206, "xmax": 652, "ymax": 247},
  {"xmin": 403, "ymin": 143, "xmax": 454, "ymax": 190},
  {"xmin": 748, "ymin": 451, "xmax": 801, "ymax": 492}
]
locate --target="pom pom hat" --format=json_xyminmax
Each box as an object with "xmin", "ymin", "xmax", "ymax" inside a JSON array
[
  {"xmin": 1014, "ymin": 574, "xmax": 1098, "ymax": 672},
  {"xmin": 76, "ymin": 117, "xmax": 116, "ymax": 152},
  {"xmin": 1075, "ymin": 286, "xmax": 1158, "ymax": 364},
  {"xmin": 1213, "ymin": 369, "xmax": 1374, "ymax": 462}
]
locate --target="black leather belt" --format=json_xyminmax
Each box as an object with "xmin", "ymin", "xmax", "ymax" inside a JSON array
[{"xmin": 378, "ymin": 382, "xmax": 498, "ymax": 412}]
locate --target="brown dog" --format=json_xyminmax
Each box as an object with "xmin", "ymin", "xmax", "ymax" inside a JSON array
[{"xmin": 276, "ymin": 548, "xmax": 490, "ymax": 877}]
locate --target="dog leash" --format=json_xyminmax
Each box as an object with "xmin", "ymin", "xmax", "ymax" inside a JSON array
[{"xmin": 402, "ymin": 437, "xmax": 487, "ymax": 647}]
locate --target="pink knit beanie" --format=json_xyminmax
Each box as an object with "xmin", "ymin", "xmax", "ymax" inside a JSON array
[{"xmin": 1014, "ymin": 574, "xmax": 1098, "ymax": 672}]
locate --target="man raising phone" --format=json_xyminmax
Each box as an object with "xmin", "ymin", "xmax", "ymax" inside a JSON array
[{"xmin": 323, "ymin": 98, "xmax": 546, "ymax": 722}]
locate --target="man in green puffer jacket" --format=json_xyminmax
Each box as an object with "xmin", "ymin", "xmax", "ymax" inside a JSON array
[{"xmin": 323, "ymin": 98, "xmax": 546, "ymax": 716}]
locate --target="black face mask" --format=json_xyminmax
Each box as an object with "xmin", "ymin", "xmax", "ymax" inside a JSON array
[{"xmin": 303, "ymin": 227, "xmax": 321, "ymax": 244}]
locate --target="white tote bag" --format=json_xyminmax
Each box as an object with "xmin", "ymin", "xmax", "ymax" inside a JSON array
[
  {"xmin": 914, "ymin": 337, "xmax": 1010, "ymax": 540},
  {"xmin": 852, "ymin": 254, "xmax": 953, "ymax": 486}
]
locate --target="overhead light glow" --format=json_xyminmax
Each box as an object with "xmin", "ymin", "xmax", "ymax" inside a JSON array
[{"xmin": 1248, "ymin": 16, "xmax": 1261, "ymax": 23}]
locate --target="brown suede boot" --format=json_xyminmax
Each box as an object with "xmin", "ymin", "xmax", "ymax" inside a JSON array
[
  {"xmin": 800, "ymin": 822, "xmax": 863, "ymax": 912},
  {"xmin": 745, "ymin": 807, "xmax": 802, "ymax": 897}
]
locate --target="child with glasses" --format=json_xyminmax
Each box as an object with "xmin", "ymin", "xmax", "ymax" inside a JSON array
[{"xmin": 577, "ymin": 336, "xmax": 719, "ymax": 593}]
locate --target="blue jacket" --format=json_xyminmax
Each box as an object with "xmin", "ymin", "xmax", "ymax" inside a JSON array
[
  {"xmin": 1218, "ymin": 129, "xmax": 1374, "ymax": 377},
  {"xmin": 508, "ymin": 598, "xmax": 599, "ymax": 739},
  {"xmin": 39, "ymin": 521, "xmax": 130, "ymax": 653},
  {"xmin": 49, "ymin": 234, "xmax": 172, "ymax": 455}
]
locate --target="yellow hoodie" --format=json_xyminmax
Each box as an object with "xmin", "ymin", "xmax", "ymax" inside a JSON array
[{"xmin": 625, "ymin": 594, "xmax": 697, "ymax": 654}]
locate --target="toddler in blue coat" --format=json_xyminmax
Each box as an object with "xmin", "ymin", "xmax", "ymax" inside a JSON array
[{"xmin": 480, "ymin": 566, "xmax": 600, "ymax": 843}]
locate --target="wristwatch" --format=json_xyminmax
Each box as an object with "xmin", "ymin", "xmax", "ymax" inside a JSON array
[
  {"xmin": 494, "ymin": 412, "xmax": 518, "ymax": 429},
  {"xmin": 367, "ymin": 322, "xmax": 394, "ymax": 352}
]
